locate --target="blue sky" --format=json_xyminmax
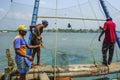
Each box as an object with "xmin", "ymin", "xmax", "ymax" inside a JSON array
[
  {"xmin": 12, "ymin": 0, "xmax": 120, "ymax": 10},
  {"xmin": 0, "ymin": 0, "xmax": 120, "ymax": 30},
  {"xmin": 0, "ymin": 0, "xmax": 120, "ymax": 13}
]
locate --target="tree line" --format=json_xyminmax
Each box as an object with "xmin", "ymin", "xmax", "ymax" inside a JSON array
[
  {"xmin": 0, "ymin": 28, "xmax": 102, "ymax": 33},
  {"xmin": 45, "ymin": 28, "xmax": 101, "ymax": 33}
]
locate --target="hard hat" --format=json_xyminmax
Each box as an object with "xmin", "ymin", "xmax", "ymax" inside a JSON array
[
  {"xmin": 42, "ymin": 20, "xmax": 48, "ymax": 25},
  {"xmin": 18, "ymin": 25, "xmax": 27, "ymax": 31}
]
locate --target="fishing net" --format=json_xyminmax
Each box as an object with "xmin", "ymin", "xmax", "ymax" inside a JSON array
[{"xmin": 0, "ymin": 0, "xmax": 120, "ymax": 79}]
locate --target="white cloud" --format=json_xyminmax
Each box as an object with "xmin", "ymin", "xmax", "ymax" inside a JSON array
[
  {"xmin": 0, "ymin": 8, "xmax": 6, "ymax": 13},
  {"xmin": 9, "ymin": 12, "xmax": 32, "ymax": 20},
  {"xmin": 40, "ymin": 1, "xmax": 46, "ymax": 5}
]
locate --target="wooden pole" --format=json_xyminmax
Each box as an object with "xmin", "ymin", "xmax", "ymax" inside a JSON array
[
  {"xmin": 10, "ymin": 62, "xmax": 120, "ymax": 78},
  {"xmin": 4, "ymin": 49, "xmax": 120, "ymax": 79},
  {"xmin": 37, "ymin": 16, "xmax": 105, "ymax": 21},
  {"xmin": 4, "ymin": 49, "xmax": 15, "ymax": 80},
  {"xmin": 39, "ymin": 73, "xmax": 50, "ymax": 80},
  {"xmin": 0, "ymin": 73, "xmax": 3, "ymax": 80},
  {"xmin": 6, "ymin": 49, "xmax": 15, "ymax": 67}
]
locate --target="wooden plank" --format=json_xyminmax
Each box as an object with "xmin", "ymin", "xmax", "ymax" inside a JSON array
[
  {"xmin": 6, "ymin": 49, "xmax": 15, "ymax": 67},
  {"xmin": 0, "ymin": 73, "xmax": 3, "ymax": 80},
  {"xmin": 39, "ymin": 73, "xmax": 50, "ymax": 80},
  {"xmin": 112, "ymin": 79, "xmax": 120, "ymax": 80},
  {"xmin": 4, "ymin": 49, "xmax": 15, "ymax": 80},
  {"xmin": 10, "ymin": 62, "xmax": 120, "ymax": 78}
]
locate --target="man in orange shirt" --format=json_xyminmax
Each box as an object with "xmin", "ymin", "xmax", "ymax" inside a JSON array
[
  {"xmin": 13, "ymin": 25, "xmax": 41, "ymax": 80},
  {"xmin": 98, "ymin": 17, "xmax": 116, "ymax": 66}
]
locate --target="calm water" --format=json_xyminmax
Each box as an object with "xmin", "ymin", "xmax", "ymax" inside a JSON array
[{"xmin": 0, "ymin": 32, "xmax": 120, "ymax": 80}]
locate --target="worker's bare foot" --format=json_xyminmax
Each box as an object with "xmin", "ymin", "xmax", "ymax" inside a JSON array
[
  {"xmin": 31, "ymin": 63, "xmax": 35, "ymax": 66},
  {"xmin": 37, "ymin": 63, "xmax": 43, "ymax": 66}
]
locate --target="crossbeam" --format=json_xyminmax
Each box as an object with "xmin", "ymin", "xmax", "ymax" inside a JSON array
[
  {"xmin": 37, "ymin": 16, "xmax": 105, "ymax": 21},
  {"xmin": 10, "ymin": 62, "xmax": 120, "ymax": 79}
]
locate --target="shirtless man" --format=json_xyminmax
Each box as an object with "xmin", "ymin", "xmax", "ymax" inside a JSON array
[{"xmin": 30, "ymin": 20, "xmax": 48, "ymax": 65}]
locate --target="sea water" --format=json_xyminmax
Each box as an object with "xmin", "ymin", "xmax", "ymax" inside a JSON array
[{"xmin": 0, "ymin": 32, "xmax": 120, "ymax": 80}]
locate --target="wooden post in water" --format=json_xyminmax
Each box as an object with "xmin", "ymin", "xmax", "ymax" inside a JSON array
[
  {"xmin": 39, "ymin": 73, "xmax": 50, "ymax": 80},
  {"xmin": 4, "ymin": 49, "xmax": 15, "ymax": 80},
  {"xmin": 0, "ymin": 73, "xmax": 3, "ymax": 80},
  {"xmin": 6, "ymin": 49, "xmax": 15, "ymax": 67}
]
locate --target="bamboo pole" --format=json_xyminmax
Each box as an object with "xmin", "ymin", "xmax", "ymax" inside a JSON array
[
  {"xmin": 4, "ymin": 49, "xmax": 120, "ymax": 79},
  {"xmin": 4, "ymin": 49, "xmax": 15, "ymax": 80},
  {"xmin": 0, "ymin": 73, "xmax": 3, "ymax": 80},
  {"xmin": 6, "ymin": 49, "xmax": 15, "ymax": 67},
  {"xmin": 10, "ymin": 62, "xmax": 120, "ymax": 78},
  {"xmin": 37, "ymin": 16, "xmax": 105, "ymax": 21},
  {"xmin": 39, "ymin": 73, "xmax": 50, "ymax": 80}
]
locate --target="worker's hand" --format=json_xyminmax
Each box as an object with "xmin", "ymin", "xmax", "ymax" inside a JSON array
[
  {"xmin": 37, "ymin": 36, "xmax": 42, "ymax": 40},
  {"xmin": 99, "ymin": 26, "xmax": 103, "ymax": 30},
  {"xmin": 37, "ymin": 43, "xmax": 42, "ymax": 48},
  {"xmin": 26, "ymin": 55, "xmax": 33, "ymax": 61},
  {"xmin": 41, "ymin": 42, "xmax": 44, "ymax": 48},
  {"xmin": 98, "ymin": 37, "xmax": 101, "ymax": 41}
]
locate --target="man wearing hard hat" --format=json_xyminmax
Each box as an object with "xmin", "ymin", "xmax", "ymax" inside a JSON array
[{"xmin": 13, "ymin": 25, "xmax": 41, "ymax": 80}]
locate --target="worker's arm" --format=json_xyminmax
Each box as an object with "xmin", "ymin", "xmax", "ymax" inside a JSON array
[
  {"xmin": 99, "ymin": 26, "xmax": 103, "ymax": 30},
  {"xmin": 30, "ymin": 25, "xmax": 36, "ymax": 33},
  {"xmin": 26, "ymin": 44, "xmax": 41, "ymax": 49},
  {"xmin": 98, "ymin": 30, "xmax": 105, "ymax": 41},
  {"xmin": 36, "ymin": 25, "xmax": 43, "ymax": 39},
  {"xmin": 15, "ymin": 48, "xmax": 33, "ymax": 61},
  {"xmin": 36, "ymin": 26, "xmax": 41, "ymax": 36},
  {"xmin": 98, "ymin": 22, "xmax": 107, "ymax": 41}
]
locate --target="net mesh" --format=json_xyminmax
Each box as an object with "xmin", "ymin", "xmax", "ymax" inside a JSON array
[{"xmin": 0, "ymin": 1, "xmax": 120, "ymax": 79}]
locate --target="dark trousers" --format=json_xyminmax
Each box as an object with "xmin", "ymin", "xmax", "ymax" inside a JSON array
[{"xmin": 102, "ymin": 42, "xmax": 115, "ymax": 64}]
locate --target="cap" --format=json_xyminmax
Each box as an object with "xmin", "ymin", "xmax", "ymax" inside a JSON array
[
  {"xmin": 42, "ymin": 20, "xmax": 48, "ymax": 25},
  {"xmin": 18, "ymin": 25, "xmax": 27, "ymax": 31}
]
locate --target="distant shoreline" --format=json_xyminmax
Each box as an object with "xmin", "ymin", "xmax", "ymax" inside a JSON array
[{"xmin": 0, "ymin": 29, "xmax": 101, "ymax": 33}]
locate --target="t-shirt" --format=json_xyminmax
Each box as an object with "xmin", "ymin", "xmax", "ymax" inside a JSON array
[
  {"xmin": 13, "ymin": 35, "xmax": 32, "ymax": 74},
  {"xmin": 103, "ymin": 20, "xmax": 116, "ymax": 43},
  {"xmin": 14, "ymin": 34, "xmax": 27, "ymax": 55}
]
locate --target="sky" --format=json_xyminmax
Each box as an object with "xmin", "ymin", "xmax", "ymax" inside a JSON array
[
  {"xmin": 0, "ymin": 0, "xmax": 120, "ymax": 30},
  {"xmin": 0, "ymin": 0, "xmax": 120, "ymax": 14},
  {"xmin": 0, "ymin": 0, "xmax": 120, "ymax": 10}
]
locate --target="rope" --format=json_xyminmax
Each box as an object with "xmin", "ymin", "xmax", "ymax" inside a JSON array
[
  {"xmin": 77, "ymin": 0, "xmax": 101, "ymax": 67},
  {"xmin": 0, "ymin": 2, "xmax": 13, "ymax": 22},
  {"xmin": 88, "ymin": 0, "xmax": 101, "ymax": 67},
  {"xmin": 115, "ymin": 44, "xmax": 120, "ymax": 79},
  {"xmin": 77, "ymin": 0, "xmax": 86, "ymax": 28},
  {"xmin": 53, "ymin": 0, "xmax": 58, "ymax": 80}
]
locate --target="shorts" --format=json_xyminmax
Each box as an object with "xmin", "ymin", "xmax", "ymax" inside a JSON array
[
  {"xmin": 31, "ymin": 33, "xmax": 41, "ymax": 45},
  {"xmin": 15, "ymin": 55, "xmax": 31, "ymax": 74}
]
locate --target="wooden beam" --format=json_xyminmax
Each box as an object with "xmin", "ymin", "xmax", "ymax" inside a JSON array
[
  {"xmin": 10, "ymin": 62, "xmax": 120, "ymax": 78},
  {"xmin": 6, "ymin": 49, "xmax": 15, "ymax": 67},
  {"xmin": 37, "ymin": 16, "xmax": 105, "ymax": 21},
  {"xmin": 4, "ymin": 49, "xmax": 15, "ymax": 80},
  {"xmin": 0, "ymin": 73, "xmax": 4, "ymax": 80},
  {"xmin": 39, "ymin": 73, "xmax": 50, "ymax": 80}
]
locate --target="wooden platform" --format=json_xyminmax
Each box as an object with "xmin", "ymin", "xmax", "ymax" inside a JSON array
[
  {"xmin": 2, "ymin": 49, "xmax": 120, "ymax": 80},
  {"xmin": 9, "ymin": 62, "xmax": 120, "ymax": 79}
]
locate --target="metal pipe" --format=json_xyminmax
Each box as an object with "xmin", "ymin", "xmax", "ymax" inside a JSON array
[{"xmin": 99, "ymin": 0, "xmax": 111, "ymax": 18}]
